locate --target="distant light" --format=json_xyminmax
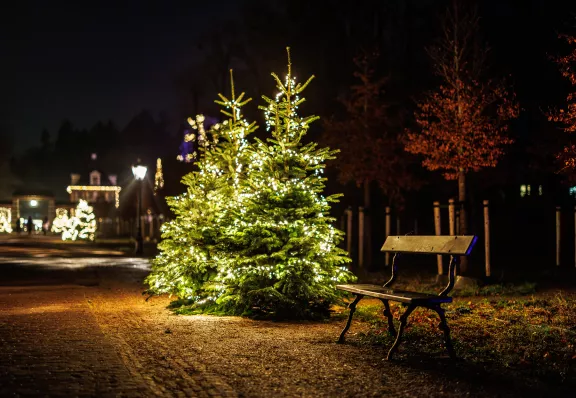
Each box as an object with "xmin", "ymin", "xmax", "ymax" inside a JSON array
[
  {"xmin": 30, "ymin": 200, "xmax": 38, "ymax": 207},
  {"xmin": 132, "ymin": 165, "xmax": 148, "ymax": 180},
  {"xmin": 91, "ymin": 153, "xmax": 97, "ymax": 160}
]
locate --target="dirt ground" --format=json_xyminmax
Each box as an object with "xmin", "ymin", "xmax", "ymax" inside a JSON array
[{"xmin": 0, "ymin": 246, "xmax": 570, "ymax": 397}]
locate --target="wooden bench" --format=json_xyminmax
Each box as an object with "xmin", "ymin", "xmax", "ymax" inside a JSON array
[{"xmin": 336, "ymin": 235, "xmax": 477, "ymax": 360}]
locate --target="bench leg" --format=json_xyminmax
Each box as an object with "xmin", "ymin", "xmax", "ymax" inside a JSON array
[
  {"xmin": 380, "ymin": 299, "xmax": 396, "ymax": 337},
  {"xmin": 337, "ymin": 295, "xmax": 363, "ymax": 343},
  {"xmin": 432, "ymin": 305, "xmax": 456, "ymax": 360},
  {"xmin": 386, "ymin": 303, "xmax": 417, "ymax": 360}
]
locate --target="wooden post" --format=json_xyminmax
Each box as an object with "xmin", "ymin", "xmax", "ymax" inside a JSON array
[
  {"xmin": 149, "ymin": 216, "xmax": 154, "ymax": 239},
  {"xmin": 385, "ymin": 206, "xmax": 391, "ymax": 266},
  {"xmin": 448, "ymin": 199, "xmax": 455, "ymax": 236},
  {"xmin": 116, "ymin": 217, "xmax": 121, "ymax": 236},
  {"xmin": 345, "ymin": 208, "xmax": 353, "ymax": 257},
  {"xmin": 433, "ymin": 201, "xmax": 443, "ymax": 274},
  {"xmin": 556, "ymin": 206, "xmax": 561, "ymax": 267},
  {"xmin": 358, "ymin": 206, "xmax": 364, "ymax": 269},
  {"xmin": 414, "ymin": 218, "xmax": 418, "ymax": 235},
  {"xmin": 484, "ymin": 200, "xmax": 491, "ymax": 277},
  {"xmin": 396, "ymin": 216, "xmax": 401, "ymax": 235}
]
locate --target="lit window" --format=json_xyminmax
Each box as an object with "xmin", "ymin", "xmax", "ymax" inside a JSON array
[
  {"xmin": 570, "ymin": 187, "xmax": 576, "ymax": 197},
  {"xmin": 539, "ymin": 185, "xmax": 543, "ymax": 196},
  {"xmin": 520, "ymin": 185, "xmax": 527, "ymax": 198},
  {"xmin": 527, "ymin": 185, "xmax": 531, "ymax": 196}
]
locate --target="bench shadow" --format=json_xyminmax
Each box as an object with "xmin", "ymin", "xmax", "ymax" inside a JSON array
[{"xmin": 393, "ymin": 353, "xmax": 573, "ymax": 398}]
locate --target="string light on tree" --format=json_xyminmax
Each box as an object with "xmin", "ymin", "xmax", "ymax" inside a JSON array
[
  {"xmin": 51, "ymin": 208, "xmax": 69, "ymax": 233},
  {"xmin": 154, "ymin": 158, "xmax": 164, "ymax": 194},
  {"xmin": 213, "ymin": 48, "xmax": 354, "ymax": 319},
  {"xmin": 147, "ymin": 69, "xmax": 257, "ymax": 302},
  {"xmin": 0, "ymin": 208, "xmax": 12, "ymax": 233},
  {"xmin": 61, "ymin": 199, "xmax": 97, "ymax": 241}
]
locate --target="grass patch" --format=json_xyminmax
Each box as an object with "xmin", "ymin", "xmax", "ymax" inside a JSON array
[
  {"xmin": 351, "ymin": 291, "xmax": 576, "ymax": 388},
  {"xmin": 387, "ymin": 278, "xmax": 538, "ymax": 297}
]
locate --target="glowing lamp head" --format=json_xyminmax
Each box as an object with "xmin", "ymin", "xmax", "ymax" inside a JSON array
[
  {"xmin": 132, "ymin": 165, "xmax": 148, "ymax": 180},
  {"xmin": 30, "ymin": 200, "xmax": 38, "ymax": 207}
]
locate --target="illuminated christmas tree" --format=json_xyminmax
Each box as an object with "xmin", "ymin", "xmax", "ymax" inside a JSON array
[
  {"xmin": 154, "ymin": 158, "xmax": 164, "ymax": 194},
  {"xmin": 0, "ymin": 208, "xmax": 12, "ymax": 233},
  {"xmin": 61, "ymin": 199, "xmax": 96, "ymax": 241},
  {"xmin": 51, "ymin": 208, "xmax": 69, "ymax": 233},
  {"xmin": 213, "ymin": 48, "xmax": 353, "ymax": 319},
  {"xmin": 146, "ymin": 70, "xmax": 256, "ymax": 300}
]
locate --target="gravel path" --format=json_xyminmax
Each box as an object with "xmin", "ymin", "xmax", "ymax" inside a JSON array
[{"xmin": 0, "ymin": 256, "xmax": 560, "ymax": 397}]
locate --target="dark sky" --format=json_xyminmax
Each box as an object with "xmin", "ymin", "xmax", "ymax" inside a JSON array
[
  {"xmin": 1, "ymin": 0, "xmax": 239, "ymax": 153},
  {"xmin": 1, "ymin": 0, "xmax": 575, "ymax": 154}
]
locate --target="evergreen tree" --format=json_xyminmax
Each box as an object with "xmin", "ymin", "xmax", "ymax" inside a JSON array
[
  {"xmin": 0, "ymin": 208, "xmax": 12, "ymax": 233},
  {"xmin": 214, "ymin": 48, "xmax": 354, "ymax": 319},
  {"xmin": 51, "ymin": 208, "xmax": 69, "ymax": 234},
  {"xmin": 61, "ymin": 200, "xmax": 96, "ymax": 241},
  {"xmin": 146, "ymin": 71, "xmax": 256, "ymax": 300}
]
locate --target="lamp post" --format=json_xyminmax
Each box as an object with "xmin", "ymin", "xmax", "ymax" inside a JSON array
[{"xmin": 132, "ymin": 162, "xmax": 148, "ymax": 255}]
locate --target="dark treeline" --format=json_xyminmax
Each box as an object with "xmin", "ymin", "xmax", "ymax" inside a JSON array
[
  {"xmin": 177, "ymin": 0, "xmax": 575, "ymax": 211},
  {"xmin": 4, "ymin": 0, "xmax": 576, "ymax": 219},
  {"xmin": 6, "ymin": 111, "xmax": 186, "ymax": 207}
]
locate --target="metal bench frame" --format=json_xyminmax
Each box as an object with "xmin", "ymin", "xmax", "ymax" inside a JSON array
[{"xmin": 336, "ymin": 235, "xmax": 477, "ymax": 360}]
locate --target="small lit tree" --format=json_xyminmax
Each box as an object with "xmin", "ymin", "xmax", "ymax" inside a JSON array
[
  {"xmin": 51, "ymin": 208, "xmax": 69, "ymax": 234},
  {"xmin": 62, "ymin": 199, "xmax": 96, "ymax": 241},
  {"xmin": 146, "ymin": 70, "xmax": 257, "ymax": 300},
  {"xmin": 213, "ymin": 48, "xmax": 354, "ymax": 319},
  {"xmin": 405, "ymin": 1, "xmax": 519, "ymax": 270},
  {"xmin": 0, "ymin": 208, "xmax": 12, "ymax": 233},
  {"xmin": 549, "ymin": 29, "xmax": 576, "ymax": 178}
]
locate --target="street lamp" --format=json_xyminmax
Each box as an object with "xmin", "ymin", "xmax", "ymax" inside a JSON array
[{"xmin": 132, "ymin": 162, "xmax": 147, "ymax": 255}]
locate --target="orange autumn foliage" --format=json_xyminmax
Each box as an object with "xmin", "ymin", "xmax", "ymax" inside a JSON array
[
  {"xmin": 549, "ymin": 33, "xmax": 576, "ymax": 173},
  {"xmin": 405, "ymin": 1, "xmax": 519, "ymax": 180},
  {"xmin": 406, "ymin": 78, "xmax": 519, "ymax": 180}
]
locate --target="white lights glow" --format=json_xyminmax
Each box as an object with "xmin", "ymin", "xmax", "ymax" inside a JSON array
[
  {"xmin": 30, "ymin": 200, "xmax": 38, "ymax": 207},
  {"xmin": 67, "ymin": 185, "xmax": 121, "ymax": 208},
  {"xmin": 51, "ymin": 208, "xmax": 69, "ymax": 233},
  {"xmin": 0, "ymin": 208, "xmax": 12, "ymax": 233},
  {"xmin": 61, "ymin": 200, "xmax": 96, "ymax": 241}
]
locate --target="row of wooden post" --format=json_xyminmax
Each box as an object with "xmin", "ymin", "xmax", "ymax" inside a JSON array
[
  {"xmin": 432, "ymin": 200, "xmax": 491, "ymax": 277},
  {"xmin": 344, "ymin": 200, "xmax": 492, "ymax": 276}
]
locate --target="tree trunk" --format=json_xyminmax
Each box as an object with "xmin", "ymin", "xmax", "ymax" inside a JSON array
[
  {"xmin": 363, "ymin": 180, "xmax": 372, "ymax": 269},
  {"xmin": 458, "ymin": 169, "xmax": 469, "ymax": 273}
]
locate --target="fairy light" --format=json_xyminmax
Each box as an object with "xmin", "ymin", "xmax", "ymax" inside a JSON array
[
  {"xmin": 0, "ymin": 207, "xmax": 12, "ymax": 233},
  {"xmin": 147, "ymin": 57, "xmax": 354, "ymax": 314},
  {"xmin": 61, "ymin": 199, "xmax": 97, "ymax": 241},
  {"xmin": 154, "ymin": 158, "xmax": 164, "ymax": 194},
  {"xmin": 67, "ymin": 185, "xmax": 121, "ymax": 208},
  {"xmin": 51, "ymin": 208, "xmax": 69, "ymax": 233}
]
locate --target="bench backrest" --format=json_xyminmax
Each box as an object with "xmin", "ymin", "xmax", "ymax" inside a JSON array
[{"xmin": 381, "ymin": 235, "xmax": 477, "ymax": 256}]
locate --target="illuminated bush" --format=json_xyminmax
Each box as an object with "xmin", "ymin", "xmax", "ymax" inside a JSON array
[{"xmin": 61, "ymin": 200, "xmax": 96, "ymax": 241}]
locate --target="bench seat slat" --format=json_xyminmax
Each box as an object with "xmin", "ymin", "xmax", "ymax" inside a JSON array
[
  {"xmin": 336, "ymin": 284, "xmax": 452, "ymax": 304},
  {"xmin": 381, "ymin": 235, "xmax": 477, "ymax": 255}
]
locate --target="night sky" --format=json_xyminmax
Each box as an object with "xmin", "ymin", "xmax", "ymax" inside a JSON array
[
  {"xmin": 1, "ymin": 0, "xmax": 575, "ymax": 154},
  {"xmin": 1, "ymin": 0, "xmax": 238, "ymax": 153}
]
